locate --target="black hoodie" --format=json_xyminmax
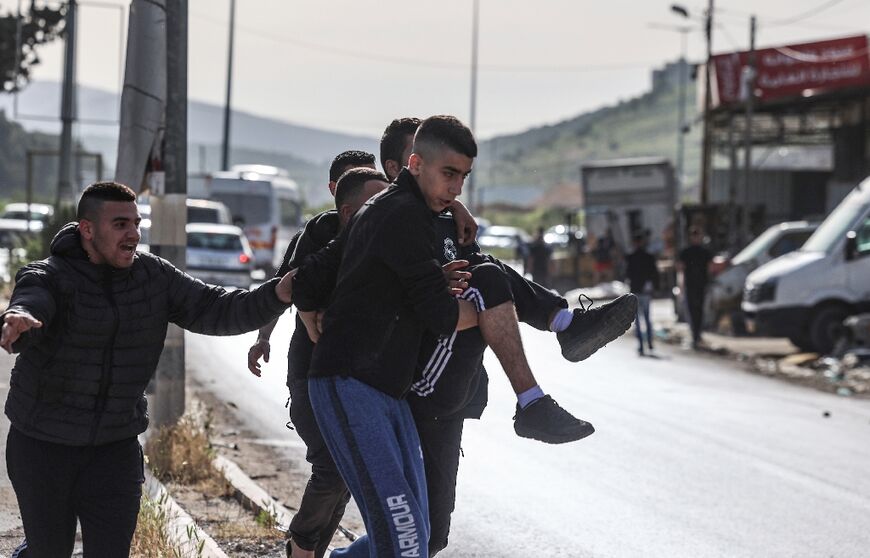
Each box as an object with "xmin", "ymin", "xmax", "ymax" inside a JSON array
[{"xmin": 293, "ymin": 170, "xmax": 459, "ymax": 398}]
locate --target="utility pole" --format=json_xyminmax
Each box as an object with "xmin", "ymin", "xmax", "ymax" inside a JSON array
[
  {"xmin": 468, "ymin": 0, "xmax": 479, "ymax": 212},
  {"xmin": 152, "ymin": 0, "xmax": 188, "ymax": 427},
  {"xmin": 221, "ymin": 0, "xmax": 235, "ymax": 171},
  {"xmin": 57, "ymin": 0, "xmax": 78, "ymax": 207},
  {"xmin": 676, "ymin": 27, "xmax": 689, "ymax": 206},
  {"xmin": 741, "ymin": 15, "xmax": 757, "ymax": 248},
  {"xmin": 699, "ymin": 0, "xmax": 714, "ymax": 206}
]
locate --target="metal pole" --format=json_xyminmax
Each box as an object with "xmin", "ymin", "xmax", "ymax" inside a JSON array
[
  {"xmin": 57, "ymin": 0, "xmax": 78, "ymax": 207},
  {"xmin": 152, "ymin": 0, "xmax": 188, "ymax": 427},
  {"xmin": 467, "ymin": 0, "xmax": 479, "ymax": 212},
  {"xmin": 220, "ymin": 0, "xmax": 235, "ymax": 171},
  {"xmin": 741, "ymin": 15, "xmax": 756, "ymax": 247},
  {"xmin": 26, "ymin": 152, "xmax": 33, "ymax": 233},
  {"xmin": 700, "ymin": 0, "xmax": 714, "ymax": 206},
  {"xmin": 676, "ymin": 29, "xmax": 688, "ymax": 205}
]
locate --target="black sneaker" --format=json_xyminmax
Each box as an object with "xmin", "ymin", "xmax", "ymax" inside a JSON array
[
  {"xmin": 557, "ymin": 293, "xmax": 638, "ymax": 362},
  {"xmin": 513, "ymin": 395, "xmax": 595, "ymax": 444}
]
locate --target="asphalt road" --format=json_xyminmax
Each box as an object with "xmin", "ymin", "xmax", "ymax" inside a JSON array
[{"xmin": 186, "ymin": 309, "xmax": 870, "ymax": 558}]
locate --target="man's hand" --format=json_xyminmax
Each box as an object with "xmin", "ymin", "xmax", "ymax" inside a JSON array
[
  {"xmin": 299, "ymin": 310, "xmax": 321, "ymax": 343},
  {"xmin": 442, "ymin": 260, "xmax": 471, "ymax": 296},
  {"xmin": 1, "ymin": 312, "xmax": 42, "ymax": 354},
  {"xmin": 275, "ymin": 268, "xmax": 297, "ymax": 304},
  {"xmin": 247, "ymin": 339, "xmax": 270, "ymax": 377},
  {"xmin": 448, "ymin": 200, "xmax": 478, "ymax": 246}
]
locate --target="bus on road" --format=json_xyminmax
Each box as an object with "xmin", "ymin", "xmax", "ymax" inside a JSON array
[{"xmin": 206, "ymin": 165, "xmax": 304, "ymax": 273}]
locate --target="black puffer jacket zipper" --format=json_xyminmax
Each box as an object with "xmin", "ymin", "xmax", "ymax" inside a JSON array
[{"xmin": 88, "ymin": 272, "xmax": 120, "ymax": 445}]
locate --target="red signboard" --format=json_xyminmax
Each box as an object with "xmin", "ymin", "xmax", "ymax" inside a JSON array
[{"xmin": 711, "ymin": 35, "xmax": 870, "ymax": 107}]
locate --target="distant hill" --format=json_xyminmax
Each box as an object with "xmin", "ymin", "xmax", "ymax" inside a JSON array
[
  {"xmin": 0, "ymin": 81, "xmax": 378, "ymax": 205},
  {"xmin": 474, "ymin": 64, "xmax": 702, "ymax": 205},
  {"xmin": 0, "ymin": 65, "xmax": 701, "ymax": 208}
]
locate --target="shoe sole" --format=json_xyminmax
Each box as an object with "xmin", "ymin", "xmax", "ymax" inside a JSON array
[
  {"xmin": 562, "ymin": 294, "xmax": 638, "ymax": 362},
  {"xmin": 514, "ymin": 423, "xmax": 596, "ymax": 444}
]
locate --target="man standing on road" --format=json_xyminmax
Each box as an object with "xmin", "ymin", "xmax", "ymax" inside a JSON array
[
  {"xmin": 678, "ymin": 226, "xmax": 712, "ymax": 349},
  {"xmin": 379, "ymin": 116, "xmax": 637, "ymax": 555},
  {"xmin": 0, "ymin": 182, "xmax": 295, "ymax": 557},
  {"xmin": 626, "ymin": 230, "xmax": 659, "ymax": 356},
  {"xmin": 291, "ymin": 116, "xmax": 483, "ymax": 556},
  {"xmin": 249, "ymin": 150, "xmax": 379, "ymax": 558}
]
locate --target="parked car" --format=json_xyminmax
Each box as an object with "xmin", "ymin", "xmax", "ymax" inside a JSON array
[
  {"xmin": 137, "ymin": 221, "xmax": 254, "ymax": 289},
  {"xmin": 1, "ymin": 202, "xmax": 54, "ymax": 224},
  {"xmin": 477, "ymin": 225, "xmax": 531, "ymax": 262},
  {"xmin": 743, "ymin": 179, "xmax": 870, "ymax": 353},
  {"xmin": 708, "ymin": 221, "xmax": 817, "ymax": 329},
  {"xmin": 543, "ymin": 224, "xmax": 586, "ymax": 249},
  {"xmin": 137, "ymin": 198, "xmax": 233, "ymax": 225},
  {"xmin": 186, "ymin": 224, "xmax": 255, "ymax": 289}
]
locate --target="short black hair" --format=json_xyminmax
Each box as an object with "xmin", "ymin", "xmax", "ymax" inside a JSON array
[
  {"xmin": 380, "ymin": 117, "xmax": 421, "ymax": 171},
  {"xmin": 413, "ymin": 115, "xmax": 477, "ymax": 160},
  {"xmin": 329, "ymin": 150, "xmax": 376, "ymax": 183},
  {"xmin": 77, "ymin": 181, "xmax": 137, "ymax": 221},
  {"xmin": 334, "ymin": 167, "xmax": 388, "ymax": 211}
]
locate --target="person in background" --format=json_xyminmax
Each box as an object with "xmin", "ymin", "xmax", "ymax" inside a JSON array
[
  {"xmin": 677, "ymin": 226, "xmax": 712, "ymax": 349},
  {"xmin": 527, "ymin": 226, "xmax": 553, "ymax": 287},
  {"xmin": 626, "ymin": 230, "xmax": 659, "ymax": 356}
]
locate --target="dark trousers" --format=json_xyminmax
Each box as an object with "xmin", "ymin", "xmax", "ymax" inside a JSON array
[
  {"xmin": 686, "ymin": 286, "xmax": 706, "ymax": 343},
  {"xmin": 6, "ymin": 427, "xmax": 144, "ymax": 558},
  {"xmin": 287, "ymin": 373, "xmax": 350, "ymax": 557},
  {"xmin": 466, "ymin": 252, "xmax": 566, "ymax": 332},
  {"xmin": 415, "ymin": 417, "xmax": 464, "ymax": 557}
]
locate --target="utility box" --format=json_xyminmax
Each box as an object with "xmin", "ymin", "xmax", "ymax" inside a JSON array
[{"xmin": 580, "ymin": 157, "xmax": 677, "ymax": 257}]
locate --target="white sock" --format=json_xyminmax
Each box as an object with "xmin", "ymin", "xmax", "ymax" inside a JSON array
[{"xmin": 549, "ymin": 308, "xmax": 574, "ymax": 332}]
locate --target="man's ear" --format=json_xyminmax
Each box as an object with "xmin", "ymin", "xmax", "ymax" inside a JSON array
[
  {"xmin": 338, "ymin": 204, "xmax": 353, "ymax": 225},
  {"xmin": 328, "ymin": 181, "xmax": 338, "ymax": 197},
  {"xmin": 408, "ymin": 153, "xmax": 422, "ymax": 176},
  {"xmin": 79, "ymin": 218, "xmax": 94, "ymax": 241},
  {"xmin": 384, "ymin": 160, "xmax": 399, "ymax": 180}
]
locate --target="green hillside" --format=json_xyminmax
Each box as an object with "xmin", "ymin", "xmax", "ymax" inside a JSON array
[
  {"xmin": 0, "ymin": 110, "xmax": 62, "ymax": 206},
  {"xmin": 475, "ymin": 75, "xmax": 702, "ymax": 203}
]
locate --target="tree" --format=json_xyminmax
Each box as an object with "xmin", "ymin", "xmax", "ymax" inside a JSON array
[{"xmin": 0, "ymin": 1, "xmax": 65, "ymax": 93}]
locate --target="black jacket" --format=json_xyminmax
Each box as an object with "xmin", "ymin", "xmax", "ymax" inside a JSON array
[
  {"xmin": 276, "ymin": 211, "xmax": 339, "ymax": 387},
  {"xmin": 293, "ymin": 170, "xmax": 459, "ymax": 398},
  {"xmin": 3, "ymin": 224, "xmax": 289, "ymax": 446},
  {"xmin": 625, "ymin": 248, "xmax": 660, "ymax": 294}
]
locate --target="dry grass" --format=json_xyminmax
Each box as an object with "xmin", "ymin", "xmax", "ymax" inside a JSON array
[
  {"xmin": 211, "ymin": 519, "xmax": 285, "ymax": 541},
  {"xmin": 144, "ymin": 407, "xmax": 232, "ymax": 497},
  {"xmin": 130, "ymin": 493, "xmax": 185, "ymax": 558}
]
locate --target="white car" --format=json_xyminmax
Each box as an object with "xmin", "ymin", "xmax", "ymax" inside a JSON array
[
  {"xmin": 1, "ymin": 202, "xmax": 54, "ymax": 224},
  {"xmin": 743, "ymin": 179, "xmax": 870, "ymax": 353},
  {"xmin": 138, "ymin": 222, "xmax": 255, "ymax": 290}
]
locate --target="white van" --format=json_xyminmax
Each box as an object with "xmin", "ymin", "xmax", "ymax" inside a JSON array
[
  {"xmin": 206, "ymin": 165, "xmax": 304, "ymax": 272},
  {"xmin": 742, "ymin": 178, "xmax": 870, "ymax": 353}
]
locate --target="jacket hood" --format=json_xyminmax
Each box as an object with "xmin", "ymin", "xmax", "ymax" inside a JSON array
[{"xmin": 50, "ymin": 222, "xmax": 88, "ymax": 259}]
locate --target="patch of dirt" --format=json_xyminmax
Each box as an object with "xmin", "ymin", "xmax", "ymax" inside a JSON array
[{"xmin": 174, "ymin": 379, "xmax": 364, "ymax": 556}]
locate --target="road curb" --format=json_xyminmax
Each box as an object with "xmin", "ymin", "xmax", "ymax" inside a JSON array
[
  {"xmin": 213, "ymin": 454, "xmax": 358, "ymax": 548},
  {"xmin": 143, "ymin": 469, "xmax": 230, "ymax": 558}
]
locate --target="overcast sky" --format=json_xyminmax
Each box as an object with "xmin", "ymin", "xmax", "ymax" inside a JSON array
[{"xmin": 14, "ymin": 0, "xmax": 870, "ymax": 138}]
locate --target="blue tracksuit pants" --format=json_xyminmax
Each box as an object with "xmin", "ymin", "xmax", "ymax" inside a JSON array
[{"xmin": 309, "ymin": 376, "xmax": 429, "ymax": 558}]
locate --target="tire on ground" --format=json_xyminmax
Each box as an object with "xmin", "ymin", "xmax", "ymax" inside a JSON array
[{"xmin": 807, "ymin": 303, "xmax": 850, "ymax": 355}]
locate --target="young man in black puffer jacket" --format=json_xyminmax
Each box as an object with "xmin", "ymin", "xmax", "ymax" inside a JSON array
[{"xmin": 1, "ymin": 181, "xmax": 294, "ymax": 558}]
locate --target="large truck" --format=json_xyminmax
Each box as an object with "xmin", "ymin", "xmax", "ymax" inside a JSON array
[{"xmin": 580, "ymin": 157, "xmax": 677, "ymax": 258}]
